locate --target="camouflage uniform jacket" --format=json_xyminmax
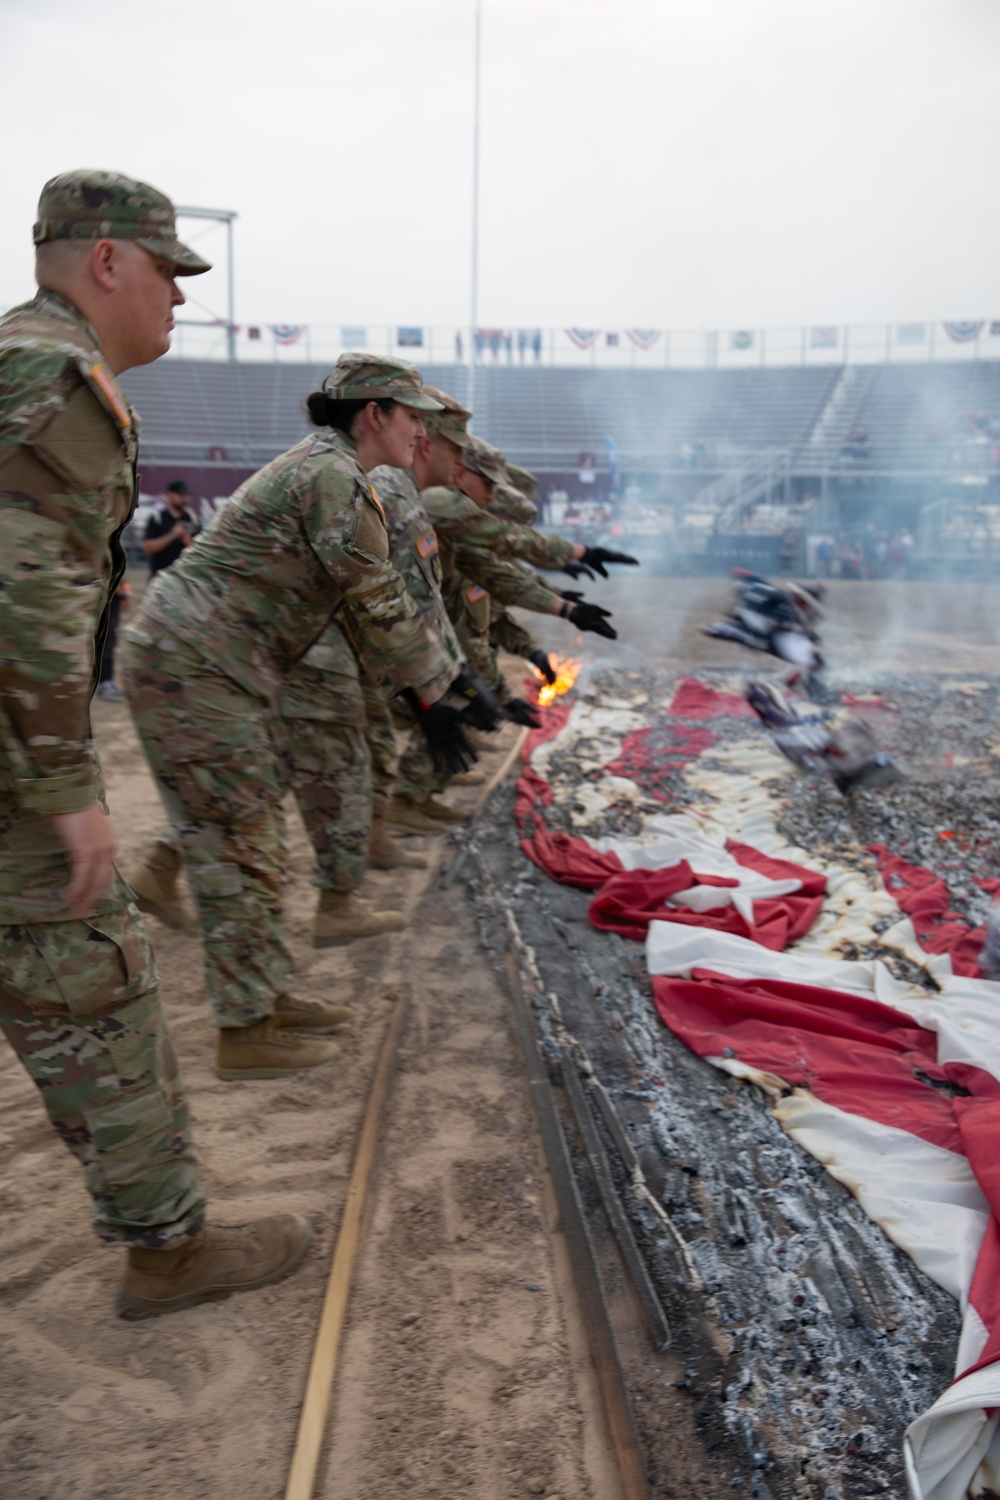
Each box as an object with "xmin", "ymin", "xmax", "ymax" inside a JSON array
[
  {"xmin": 490, "ymin": 482, "xmax": 538, "ymax": 526},
  {"xmin": 420, "ymin": 485, "xmax": 573, "ymax": 570},
  {"xmin": 134, "ymin": 430, "xmax": 455, "ymax": 706},
  {"xmin": 490, "ymin": 605, "xmax": 540, "ymax": 661},
  {"xmin": 364, "ymin": 465, "xmax": 464, "ymax": 680},
  {"xmin": 0, "ymin": 290, "xmax": 139, "ymax": 821}
]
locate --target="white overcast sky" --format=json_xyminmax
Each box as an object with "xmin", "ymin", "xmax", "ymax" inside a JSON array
[{"xmin": 1, "ymin": 0, "xmax": 998, "ymax": 333}]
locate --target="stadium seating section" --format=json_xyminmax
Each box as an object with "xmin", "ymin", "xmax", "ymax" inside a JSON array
[{"xmin": 121, "ymin": 357, "xmax": 1000, "ymax": 475}]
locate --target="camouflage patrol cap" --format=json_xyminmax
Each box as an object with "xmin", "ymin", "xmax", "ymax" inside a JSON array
[
  {"xmin": 324, "ymin": 352, "xmax": 443, "ymax": 411},
  {"xmin": 504, "ymin": 461, "xmax": 539, "ymax": 500},
  {"xmin": 421, "ymin": 386, "xmax": 472, "ymax": 448},
  {"xmin": 33, "ymin": 170, "xmax": 211, "ymax": 276},
  {"xmin": 461, "ymin": 435, "xmax": 507, "ymax": 488}
]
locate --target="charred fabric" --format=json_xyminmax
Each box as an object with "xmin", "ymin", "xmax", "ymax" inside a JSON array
[{"xmin": 450, "ymin": 570, "xmax": 1000, "ymax": 1499}]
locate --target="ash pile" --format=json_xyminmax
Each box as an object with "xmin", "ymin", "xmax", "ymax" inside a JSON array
[{"xmin": 460, "ymin": 663, "xmax": 1000, "ymax": 1500}]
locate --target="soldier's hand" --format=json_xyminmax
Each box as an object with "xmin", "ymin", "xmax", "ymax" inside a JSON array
[
  {"xmin": 404, "ymin": 693, "xmax": 479, "ymax": 774},
  {"xmin": 562, "ymin": 560, "xmax": 597, "ymax": 582},
  {"xmin": 449, "ymin": 669, "xmax": 505, "ymax": 732},
  {"xmin": 529, "ymin": 649, "xmax": 557, "ymax": 685},
  {"xmin": 579, "ymin": 545, "xmax": 640, "ymax": 578},
  {"xmin": 565, "ymin": 598, "xmax": 618, "ymax": 640},
  {"xmin": 53, "ymin": 804, "xmax": 118, "ymax": 917},
  {"xmin": 504, "ymin": 697, "xmax": 543, "ymax": 729}
]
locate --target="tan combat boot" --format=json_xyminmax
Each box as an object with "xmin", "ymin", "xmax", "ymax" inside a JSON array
[
  {"xmin": 368, "ymin": 816, "xmax": 428, "ymax": 871},
  {"xmin": 117, "ymin": 1213, "xmax": 312, "ymax": 1320},
  {"xmin": 465, "ymin": 727, "xmax": 504, "ymax": 754},
  {"xmin": 313, "ymin": 890, "xmax": 405, "ymax": 949},
  {"xmin": 386, "ymin": 797, "xmax": 448, "ymax": 836},
  {"xmin": 127, "ymin": 840, "xmax": 197, "ymax": 936},
  {"xmin": 273, "ymin": 993, "xmax": 351, "ymax": 1034},
  {"xmin": 406, "ymin": 795, "xmax": 468, "ymax": 826},
  {"xmin": 216, "ymin": 1019, "xmax": 339, "ymax": 1080}
]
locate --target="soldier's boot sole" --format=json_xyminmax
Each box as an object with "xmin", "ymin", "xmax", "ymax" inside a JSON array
[
  {"xmin": 128, "ymin": 850, "xmax": 198, "ymax": 936},
  {"xmin": 215, "ymin": 1021, "xmax": 339, "ymax": 1081},
  {"xmin": 385, "ymin": 804, "xmax": 448, "ymax": 835},
  {"xmin": 272, "ymin": 995, "xmax": 352, "ymax": 1034},
  {"xmin": 411, "ymin": 797, "xmax": 469, "ymax": 825},
  {"xmin": 313, "ymin": 910, "xmax": 406, "ymax": 949},
  {"xmin": 132, "ymin": 889, "xmax": 197, "ymax": 936},
  {"xmin": 368, "ymin": 821, "xmax": 429, "ymax": 870},
  {"xmin": 452, "ymin": 769, "xmax": 487, "ymax": 785},
  {"xmin": 116, "ymin": 1215, "xmax": 312, "ymax": 1321}
]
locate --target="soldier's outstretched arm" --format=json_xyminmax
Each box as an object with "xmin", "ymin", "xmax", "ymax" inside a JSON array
[
  {"xmin": 304, "ymin": 467, "xmax": 456, "ymax": 705},
  {"xmin": 421, "ymin": 485, "xmax": 577, "ymax": 570},
  {"xmin": 490, "ymin": 604, "xmax": 540, "ymax": 661}
]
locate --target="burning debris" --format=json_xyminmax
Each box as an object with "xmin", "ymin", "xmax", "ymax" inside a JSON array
[
  {"xmin": 467, "ymin": 661, "xmax": 1000, "ymax": 1499},
  {"xmin": 532, "ymin": 653, "xmax": 581, "ymax": 707},
  {"xmin": 745, "ymin": 679, "xmax": 902, "ymax": 797},
  {"xmin": 700, "ymin": 569, "xmax": 828, "ymax": 697}
]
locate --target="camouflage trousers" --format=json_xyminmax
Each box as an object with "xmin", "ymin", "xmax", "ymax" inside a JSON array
[
  {"xmin": 120, "ymin": 630, "xmax": 293, "ymax": 1030},
  {"xmin": 275, "ymin": 646, "xmax": 399, "ymax": 892},
  {"xmin": 0, "ymin": 900, "xmax": 205, "ymax": 1247}
]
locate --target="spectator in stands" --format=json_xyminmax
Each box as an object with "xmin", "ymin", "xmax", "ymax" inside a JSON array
[
  {"xmin": 142, "ymin": 480, "xmax": 200, "ymax": 573},
  {"xmin": 835, "ymin": 532, "xmax": 863, "ymax": 579},
  {"xmin": 841, "ymin": 426, "xmax": 871, "ymax": 462},
  {"xmin": 815, "ymin": 534, "xmax": 834, "ymax": 579}
]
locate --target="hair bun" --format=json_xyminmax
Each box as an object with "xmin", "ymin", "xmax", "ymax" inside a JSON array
[{"xmin": 305, "ymin": 391, "xmax": 333, "ymax": 427}]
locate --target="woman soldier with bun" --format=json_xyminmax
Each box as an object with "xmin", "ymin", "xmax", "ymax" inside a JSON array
[{"xmin": 122, "ymin": 353, "xmax": 500, "ymax": 1082}]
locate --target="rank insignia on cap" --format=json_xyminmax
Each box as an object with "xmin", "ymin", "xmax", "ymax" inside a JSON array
[
  {"xmin": 465, "ymin": 585, "xmax": 487, "ymax": 602},
  {"xmin": 90, "ymin": 363, "xmax": 131, "ymax": 429},
  {"xmin": 416, "ymin": 531, "xmax": 439, "ymax": 558}
]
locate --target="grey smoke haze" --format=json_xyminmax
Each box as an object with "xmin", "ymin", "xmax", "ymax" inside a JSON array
[
  {"xmin": 524, "ymin": 578, "xmax": 1000, "ymax": 679},
  {"xmin": 1, "ymin": 0, "xmax": 998, "ymax": 331}
]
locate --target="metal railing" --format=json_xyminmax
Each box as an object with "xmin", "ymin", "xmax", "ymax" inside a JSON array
[{"xmin": 156, "ymin": 318, "xmax": 1000, "ymax": 369}]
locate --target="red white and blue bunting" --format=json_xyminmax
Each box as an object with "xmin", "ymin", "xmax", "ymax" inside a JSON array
[{"xmin": 943, "ymin": 321, "xmax": 985, "ymax": 344}]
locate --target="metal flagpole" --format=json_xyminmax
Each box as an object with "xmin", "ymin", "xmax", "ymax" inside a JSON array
[{"xmin": 468, "ymin": 0, "xmax": 482, "ymax": 426}]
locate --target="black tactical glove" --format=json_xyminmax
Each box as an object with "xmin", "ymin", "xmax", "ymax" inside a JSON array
[
  {"xmin": 578, "ymin": 545, "xmax": 640, "ymax": 578},
  {"xmin": 503, "ymin": 697, "xmax": 543, "ymax": 729},
  {"xmin": 403, "ymin": 691, "xmax": 478, "ymax": 774},
  {"xmin": 562, "ymin": 560, "xmax": 597, "ymax": 582},
  {"xmin": 559, "ymin": 591, "xmax": 617, "ymax": 641},
  {"xmin": 448, "ymin": 668, "xmax": 504, "ymax": 731},
  {"xmin": 529, "ymin": 649, "xmax": 557, "ymax": 685}
]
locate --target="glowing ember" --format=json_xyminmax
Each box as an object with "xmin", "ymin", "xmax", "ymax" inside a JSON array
[{"xmin": 534, "ymin": 655, "xmax": 582, "ymax": 708}]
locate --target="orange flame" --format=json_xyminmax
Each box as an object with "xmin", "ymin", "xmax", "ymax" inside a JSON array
[{"xmin": 534, "ymin": 655, "xmax": 582, "ymax": 708}]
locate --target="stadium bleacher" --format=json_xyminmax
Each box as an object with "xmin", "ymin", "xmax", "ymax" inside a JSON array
[
  {"xmin": 122, "ymin": 356, "xmax": 1000, "ymax": 479},
  {"xmin": 122, "ymin": 360, "xmax": 840, "ymax": 472}
]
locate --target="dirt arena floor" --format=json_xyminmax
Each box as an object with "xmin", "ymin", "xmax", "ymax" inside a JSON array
[{"xmin": 0, "ymin": 577, "xmax": 995, "ymax": 1500}]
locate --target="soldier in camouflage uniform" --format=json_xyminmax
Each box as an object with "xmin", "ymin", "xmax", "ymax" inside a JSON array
[
  {"xmin": 391, "ymin": 426, "xmax": 633, "ymax": 825},
  {"xmin": 270, "ymin": 615, "xmax": 421, "ymax": 949},
  {"xmin": 470, "ymin": 449, "xmax": 559, "ymax": 686},
  {"xmin": 260, "ymin": 392, "xmax": 472, "ymax": 944},
  {"xmin": 0, "ymin": 169, "xmax": 312, "ymax": 1320},
  {"xmin": 121, "ymin": 353, "xmax": 497, "ymax": 1080}
]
